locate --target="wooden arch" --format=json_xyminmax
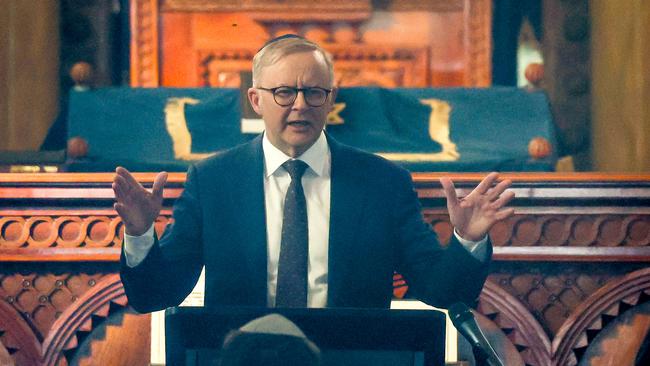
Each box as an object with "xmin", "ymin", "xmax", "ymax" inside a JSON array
[
  {"xmin": 41, "ymin": 274, "xmax": 128, "ymax": 366},
  {"xmin": 478, "ymin": 280, "xmax": 553, "ymax": 366},
  {"xmin": 0, "ymin": 300, "xmax": 41, "ymax": 366},
  {"xmin": 552, "ymin": 267, "xmax": 650, "ymax": 366}
]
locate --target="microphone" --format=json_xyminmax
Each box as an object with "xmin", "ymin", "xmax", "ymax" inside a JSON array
[{"xmin": 448, "ymin": 302, "xmax": 505, "ymax": 366}]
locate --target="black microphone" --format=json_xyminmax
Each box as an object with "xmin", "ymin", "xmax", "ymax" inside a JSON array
[{"xmin": 448, "ymin": 302, "xmax": 505, "ymax": 366}]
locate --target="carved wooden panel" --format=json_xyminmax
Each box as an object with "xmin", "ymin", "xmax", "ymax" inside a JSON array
[
  {"xmin": 491, "ymin": 262, "xmax": 648, "ymax": 338},
  {"xmin": 386, "ymin": 0, "xmax": 464, "ymax": 11},
  {"xmin": 0, "ymin": 173, "xmax": 183, "ymax": 366},
  {"xmin": 2, "ymin": 172, "xmax": 650, "ymax": 365},
  {"xmin": 130, "ymin": 0, "xmax": 160, "ymax": 87},
  {"xmin": 198, "ymin": 45, "xmax": 429, "ymax": 88},
  {"xmin": 160, "ymin": 0, "xmax": 473, "ymax": 13},
  {"xmin": 130, "ymin": 0, "xmax": 491, "ymax": 87},
  {"xmin": 0, "ymin": 272, "xmax": 109, "ymax": 340},
  {"xmin": 552, "ymin": 268, "xmax": 650, "ymax": 366},
  {"xmin": 197, "ymin": 49, "xmax": 255, "ymax": 87},
  {"xmin": 0, "ymin": 214, "xmax": 172, "ymax": 251},
  {"xmin": 0, "ymin": 271, "xmax": 147, "ymax": 366},
  {"xmin": 161, "ymin": 0, "xmax": 371, "ymax": 14},
  {"xmin": 424, "ymin": 213, "xmax": 650, "ymax": 249},
  {"xmin": 477, "ymin": 280, "xmax": 553, "ymax": 366},
  {"xmin": 69, "ymin": 308, "xmax": 151, "ymax": 366},
  {"xmin": 467, "ymin": 0, "xmax": 492, "ymax": 86},
  {"xmin": 331, "ymin": 46, "xmax": 429, "ymax": 87}
]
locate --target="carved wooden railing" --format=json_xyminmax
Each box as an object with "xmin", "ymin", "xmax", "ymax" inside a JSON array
[
  {"xmin": 1, "ymin": 172, "xmax": 650, "ymax": 365},
  {"xmin": 413, "ymin": 173, "xmax": 650, "ymax": 365}
]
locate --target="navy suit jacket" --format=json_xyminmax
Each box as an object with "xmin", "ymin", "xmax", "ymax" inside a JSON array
[{"xmin": 120, "ymin": 134, "xmax": 491, "ymax": 313}]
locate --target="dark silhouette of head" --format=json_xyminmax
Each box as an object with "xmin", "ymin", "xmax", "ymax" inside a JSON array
[{"xmin": 219, "ymin": 314, "xmax": 320, "ymax": 366}]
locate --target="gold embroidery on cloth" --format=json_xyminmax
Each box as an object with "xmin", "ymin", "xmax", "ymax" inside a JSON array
[
  {"xmin": 376, "ymin": 98, "xmax": 460, "ymax": 162},
  {"xmin": 164, "ymin": 98, "xmax": 215, "ymax": 161},
  {"xmin": 163, "ymin": 97, "xmax": 459, "ymax": 163},
  {"xmin": 326, "ymin": 103, "xmax": 346, "ymax": 125}
]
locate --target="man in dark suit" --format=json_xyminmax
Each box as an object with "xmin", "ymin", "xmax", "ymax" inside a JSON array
[{"xmin": 115, "ymin": 36, "xmax": 514, "ymax": 313}]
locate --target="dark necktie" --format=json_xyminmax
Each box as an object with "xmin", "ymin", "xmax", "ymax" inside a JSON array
[{"xmin": 275, "ymin": 159, "xmax": 309, "ymax": 307}]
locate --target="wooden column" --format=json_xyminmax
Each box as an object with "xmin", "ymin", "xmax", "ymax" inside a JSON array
[
  {"xmin": 591, "ymin": 0, "xmax": 650, "ymax": 171},
  {"xmin": 0, "ymin": 1, "xmax": 60, "ymax": 151}
]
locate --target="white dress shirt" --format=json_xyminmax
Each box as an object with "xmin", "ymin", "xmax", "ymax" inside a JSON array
[{"xmin": 123, "ymin": 131, "xmax": 488, "ymax": 308}]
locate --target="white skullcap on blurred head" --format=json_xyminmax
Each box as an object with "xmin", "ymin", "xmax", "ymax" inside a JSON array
[{"xmin": 238, "ymin": 313, "xmax": 307, "ymax": 339}]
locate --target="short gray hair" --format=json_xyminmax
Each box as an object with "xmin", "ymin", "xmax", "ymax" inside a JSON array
[{"xmin": 252, "ymin": 37, "xmax": 334, "ymax": 87}]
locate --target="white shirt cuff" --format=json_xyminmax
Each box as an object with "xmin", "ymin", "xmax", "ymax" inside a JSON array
[
  {"xmin": 453, "ymin": 229, "xmax": 489, "ymax": 262},
  {"xmin": 123, "ymin": 224, "xmax": 155, "ymax": 267}
]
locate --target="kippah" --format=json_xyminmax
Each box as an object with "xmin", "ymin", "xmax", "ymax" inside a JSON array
[
  {"xmin": 239, "ymin": 314, "xmax": 307, "ymax": 338},
  {"xmin": 258, "ymin": 34, "xmax": 305, "ymax": 51}
]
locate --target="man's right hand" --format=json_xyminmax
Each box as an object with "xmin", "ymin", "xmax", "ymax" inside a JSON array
[{"xmin": 112, "ymin": 167, "xmax": 168, "ymax": 236}]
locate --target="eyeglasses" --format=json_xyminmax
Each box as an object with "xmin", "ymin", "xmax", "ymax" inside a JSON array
[{"xmin": 257, "ymin": 86, "xmax": 332, "ymax": 107}]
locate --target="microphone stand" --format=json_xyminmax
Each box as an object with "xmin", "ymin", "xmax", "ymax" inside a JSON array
[
  {"xmin": 448, "ymin": 302, "xmax": 505, "ymax": 366},
  {"xmin": 472, "ymin": 346, "xmax": 491, "ymax": 366}
]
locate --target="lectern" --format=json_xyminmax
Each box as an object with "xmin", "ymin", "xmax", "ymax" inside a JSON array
[{"xmin": 165, "ymin": 306, "xmax": 445, "ymax": 366}]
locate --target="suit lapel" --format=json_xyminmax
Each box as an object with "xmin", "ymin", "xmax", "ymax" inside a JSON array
[
  {"xmin": 327, "ymin": 136, "xmax": 368, "ymax": 307},
  {"xmin": 231, "ymin": 135, "xmax": 268, "ymax": 305}
]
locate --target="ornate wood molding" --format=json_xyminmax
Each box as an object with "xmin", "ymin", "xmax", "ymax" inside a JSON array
[
  {"xmin": 0, "ymin": 273, "xmax": 134, "ymax": 365},
  {"xmin": 42, "ymin": 274, "xmax": 129, "ymax": 365},
  {"xmin": 479, "ymin": 280, "xmax": 552, "ymax": 366},
  {"xmin": 424, "ymin": 213, "xmax": 650, "ymax": 248},
  {"xmin": 0, "ymin": 213, "xmax": 172, "ymax": 261},
  {"xmin": 552, "ymin": 268, "xmax": 650, "ymax": 366},
  {"xmin": 197, "ymin": 49, "xmax": 256, "ymax": 87},
  {"xmin": 197, "ymin": 45, "xmax": 429, "ymax": 87},
  {"xmin": 384, "ymin": 0, "xmax": 463, "ymax": 12},
  {"xmin": 330, "ymin": 46, "xmax": 429, "ymax": 87},
  {"xmin": 476, "ymin": 270, "xmax": 650, "ymax": 366},
  {"xmin": 130, "ymin": 0, "xmax": 160, "ymax": 87},
  {"xmin": 1, "ymin": 272, "xmax": 110, "ymax": 341},
  {"xmin": 161, "ymin": 0, "xmax": 371, "ymax": 15},
  {"xmin": 466, "ymin": 0, "xmax": 492, "ymax": 86},
  {"xmin": 423, "ymin": 213, "xmax": 650, "ymax": 261},
  {"xmin": 488, "ymin": 263, "xmax": 627, "ymax": 340},
  {"xmin": 3, "ymin": 172, "xmax": 650, "ymax": 365},
  {"xmin": 0, "ymin": 300, "xmax": 41, "ymax": 365},
  {"xmin": 159, "ymin": 0, "xmax": 467, "ymax": 13},
  {"xmin": 1, "ymin": 215, "xmax": 122, "ymax": 249},
  {"xmin": 2, "ymin": 172, "xmax": 649, "ymax": 263},
  {"xmin": 131, "ymin": 0, "xmax": 491, "ymax": 87}
]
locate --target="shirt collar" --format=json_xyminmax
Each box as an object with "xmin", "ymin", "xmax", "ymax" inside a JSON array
[{"xmin": 262, "ymin": 131, "xmax": 329, "ymax": 178}]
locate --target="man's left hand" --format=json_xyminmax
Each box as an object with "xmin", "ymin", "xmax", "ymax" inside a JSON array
[{"xmin": 440, "ymin": 172, "xmax": 515, "ymax": 242}]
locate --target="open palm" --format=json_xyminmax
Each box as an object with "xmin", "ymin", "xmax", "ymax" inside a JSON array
[
  {"xmin": 112, "ymin": 167, "xmax": 168, "ymax": 236},
  {"xmin": 440, "ymin": 172, "xmax": 515, "ymax": 242}
]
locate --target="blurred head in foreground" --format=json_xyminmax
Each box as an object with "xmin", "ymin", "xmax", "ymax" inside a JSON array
[{"xmin": 219, "ymin": 313, "xmax": 321, "ymax": 366}]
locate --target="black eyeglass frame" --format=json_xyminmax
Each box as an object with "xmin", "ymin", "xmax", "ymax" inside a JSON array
[{"xmin": 257, "ymin": 86, "xmax": 333, "ymax": 107}]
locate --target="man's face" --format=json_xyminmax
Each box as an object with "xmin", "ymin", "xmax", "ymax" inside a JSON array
[{"xmin": 248, "ymin": 51, "xmax": 336, "ymax": 157}]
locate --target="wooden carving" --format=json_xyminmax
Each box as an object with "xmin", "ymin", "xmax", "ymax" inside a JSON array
[
  {"xmin": 0, "ymin": 299, "xmax": 41, "ymax": 365},
  {"xmin": 198, "ymin": 49, "xmax": 255, "ymax": 87},
  {"xmin": 0, "ymin": 272, "xmax": 144, "ymax": 366},
  {"xmin": 423, "ymin": 213, "xmax": 650, "ymax": 250},
  {"xmin": 161, "ymin": 0, "xmax": 371, "ymax": 15},
  {"xmin": 552, "ymin": 268, "xmax": 650, "ymax": 366},
  {"xmin": 2, "ymin": 172, "xmax": 650, "ymax": 365},
  {"xmin": 198, "ymin": 45, "xmax": 429, "ymax": 88},
  {"xmin": 130, "ymin": 0, "xmax": 492, "ymax": 87},
  {"xmin": 0, "ymin": 214, "xmax": 173, "ymax": 261},
  {"xmin": 478, "ymin": 280, "xmax": 552, "ymax": 366},
  {"xmin": 466, "ymin": 0, "xmax": 493, "ymax": 86},
  {"xmin": 331, "ymin": 46, "xmax": 429, "ymax": 87},
  {"xmin": 130, "ymin": 0, "xmax": 159, "ymax": 87}
]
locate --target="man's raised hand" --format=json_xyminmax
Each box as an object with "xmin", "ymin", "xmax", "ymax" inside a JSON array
[
  {"xmin": 440, "ymin": 172, "xmax": 515, "ymax": 242},
  {"xmin": 112, "ymin": 167, "xmax": 168, "ymax": 236}
]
